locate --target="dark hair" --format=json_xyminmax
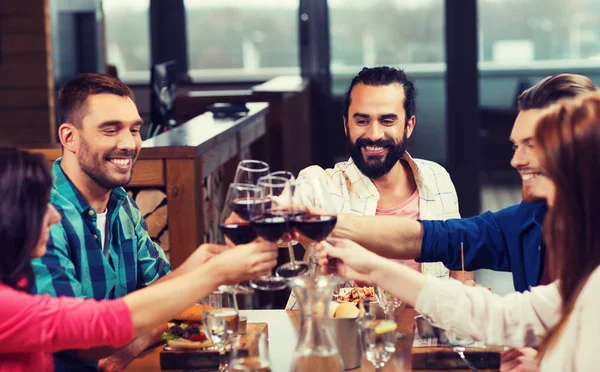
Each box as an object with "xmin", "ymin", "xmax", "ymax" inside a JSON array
[
  {"xmin": 517, "ymin": 73, "xmax": 597, "ymax": 110},
  {"xmin": 0, "ymin": 147, "xmax": 52, "ymax": 292},
  {"xmin": 56, "ymin": 73, "xmax": 135, "ymax": 127},
  {"xmin": 343, "ymin": 66, "xmax": 417, "ymax": 122},
  {"xmin": 535, "ymin": 92, "xmax": 600, "ymax": 357}
]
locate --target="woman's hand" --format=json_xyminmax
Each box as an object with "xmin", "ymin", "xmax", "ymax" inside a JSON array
[
  {"xmin": 210, "ymin": 241, "xmax": 278, "ymax": 284},
  {"xmin": 316, "ymin": 237, "xmax": 384, "ymax": 285}
]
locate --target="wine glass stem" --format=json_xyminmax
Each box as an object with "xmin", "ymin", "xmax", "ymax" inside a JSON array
[
  {"xmin": 218, "ymin": 349, "xmax": 227, "ymax": 371},
  {"xmin": 287, "ymin": 241, "xmax": 296, "ymax": 264}
]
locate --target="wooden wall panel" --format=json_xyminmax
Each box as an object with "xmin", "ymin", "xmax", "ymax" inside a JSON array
[{"xmin": 0, "ymin": 0, "xmax": 55, "ymax": 145}]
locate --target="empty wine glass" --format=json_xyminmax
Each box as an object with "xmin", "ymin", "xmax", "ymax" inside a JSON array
[
  {"xmin": 203, "ymin": 290, "xmax": 240, "ymax": 372},
  {"xmin": 359, "ymin": 300, "xmax": 397, "ymax": 372},
  {"xmin": 375, "ymin": 287, "xmax": 407, "ymax": 339},
  {"xmin": 249, "ymin": 175, "xmax": 289, "ymax": 291},
  {"xmin": 234, "ymin": 160, "xmax": 270, "ymax": 185}
]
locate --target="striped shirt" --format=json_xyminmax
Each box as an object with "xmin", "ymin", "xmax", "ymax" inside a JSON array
[{"xmin": 31, "ymin": 159, "xmax": 171, "ymax": 370}]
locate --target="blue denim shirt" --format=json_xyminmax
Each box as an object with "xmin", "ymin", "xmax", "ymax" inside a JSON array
[{"xmin": 419, "ymin": 201, "xmax": 547, "ymax": 292}]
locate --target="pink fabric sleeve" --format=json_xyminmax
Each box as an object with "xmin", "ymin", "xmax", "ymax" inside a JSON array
[{"xmin": 0, "ymin": 284, "xmax": 134, "ymax": 353}]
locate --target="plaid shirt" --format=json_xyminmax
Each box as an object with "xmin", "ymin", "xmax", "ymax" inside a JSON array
[
  {"xmin": 287, "ymin": 153, "xmax": 460, "ymax": 309},
  {"xmin": 32, "ymin": 159, "xmax": 171, "ymax": 301}
]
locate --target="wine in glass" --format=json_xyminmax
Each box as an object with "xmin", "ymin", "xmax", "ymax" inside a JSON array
[
  {"xmin": 203, "ymin": 291, "xmax": 240, "ymax": 372},
  {"xmin": 249, "ymin": 175, "xmax": 289, "ymax": 291},
  {"xmin": 267, "ymin": 171, "xmax": 309, "ymax": 279},
  {"xmin": 234, "ymin": 160, "xmax": 270, "ymax": 185}
]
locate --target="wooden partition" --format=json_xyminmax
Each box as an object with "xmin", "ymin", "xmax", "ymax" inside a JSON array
[
  {"xmin": 176, "ymin": 76, "xmax": 311, "ymax": 175},
  {"xmin": 27, "ymin": 103, "xmax": 268, "ymax": 269},
  {"xmin": 0, "ymin": 0, "xmax": 55, "ymax": 144}
]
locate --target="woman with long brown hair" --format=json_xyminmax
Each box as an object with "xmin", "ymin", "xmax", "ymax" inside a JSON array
[{"xmin": 317, "ymin": 91, "xmax": 600, "ymax": 370}]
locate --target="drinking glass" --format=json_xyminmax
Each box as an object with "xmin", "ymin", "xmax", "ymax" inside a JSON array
[
  {"xmin": 375, "ymin": 287, "xmax": 407, "ymax": 339},
  {"xmin": 267, "ymin": 171, "xmax": 309, "ymax": 279},
  {"xmin": 248, "ymin": 175, "xmax": 289, "ymax": 291},
  {"xmin": 203, "ymin": 290, "xmax": 240, "ymax": 372},
  {"xmin": 234, "ymin": 160, "xmax": 270, "ymax": 185},
  {"xmin": 229, "ymin": 332, "xmax": 272, "ymax": 372},
  {"xmin": 219, "ymin": 183, "xmax": 262, "ymax": 294},
  {"xmin": 358, "ymin": 301, "xmax": 397, "ymax": 372}
]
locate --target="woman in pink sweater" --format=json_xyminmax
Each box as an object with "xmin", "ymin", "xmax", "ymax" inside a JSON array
[{"xmin": 0, "ymin": 147, "xmax": 278, "ymax": 372}]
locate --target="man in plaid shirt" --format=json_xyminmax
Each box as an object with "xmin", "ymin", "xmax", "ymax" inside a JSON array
[
  {"xmin": 287, "ymin": 67, "xmax": 472, "ymax": 309},
  {"xmin": 31, "ymin": 74, "xmax": 225, "ymax": 371}
]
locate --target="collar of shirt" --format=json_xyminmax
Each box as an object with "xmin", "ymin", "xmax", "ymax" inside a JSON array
[{"xmin": 52, "ymin": 158, "xmax": 128, "ymax": 219}]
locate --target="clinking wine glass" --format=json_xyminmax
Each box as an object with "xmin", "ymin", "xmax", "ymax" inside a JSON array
[
  {"xmin": 202, "ymin": 290, "xmax": 240, "ymax": 372},
  {"xmin": 219, "ymin": 183, "xmax": 261, "ymax": 294},
  {"xmin": 234, "ymin": 160, "xmax": 270, "ymax": 185},
  {"xmin": 248, "ymin": 175, "xmax": 289, "ymax": 291},
  {"xmin": 267, "ymin": 171, "xmax": 309, "ymax": 279}
]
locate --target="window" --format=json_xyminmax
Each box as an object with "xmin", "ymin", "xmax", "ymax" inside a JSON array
[
  {"xmin": 184, "ymin": 0, "xmax": 299, "ymax": 82},
  {"xmin": 478, "ymin": 0, "xmax": 600, "ymax": 67},
  {"xmin": 102, "ymin": 0, "xmax": 150, "ymax": 81},
  {"xmin": 329, "ymin": 0, "xmax": 445, "ymax": 91}
]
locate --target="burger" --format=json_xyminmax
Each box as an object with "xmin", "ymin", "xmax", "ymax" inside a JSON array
[{"xmin": 161, "ymin": 304, "xmax": 213, "ymax": 349}]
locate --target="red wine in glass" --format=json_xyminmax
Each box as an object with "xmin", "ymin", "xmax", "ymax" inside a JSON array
[
  {"xmin": 252, "ymin": 215, "xmax": 289, "ymax": 242},
  {"xmin": 219, "ymin": 222, "xmax": 257, "ymax": 245},
  {"xmin": 230, "ymin": 198, "xmax": 272, "ymax": 221},
  {"xmin": 292, "ymin": 214, "xmax": 337, "ymax": 241}
]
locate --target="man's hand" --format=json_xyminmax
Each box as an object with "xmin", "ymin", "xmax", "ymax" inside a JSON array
[
  {"xmin": 98, "ymin": 350, "xmax": 135, "ymax": 372},
  {"xmin": 500, "ymin": 347, "xmax": 539, "ymax": 372},
  {"xmin": 189, "ymin": 243, "xmax": 229, "ymax": 265}
]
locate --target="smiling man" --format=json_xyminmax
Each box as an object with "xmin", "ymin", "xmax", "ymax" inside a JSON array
[
  {"xmin": 286, "ymin": 67, "xmax": 467, "ymax": 310},
  {"xmin": 27, "ymin": 74, "xmax": 231, "ymax": 371}
]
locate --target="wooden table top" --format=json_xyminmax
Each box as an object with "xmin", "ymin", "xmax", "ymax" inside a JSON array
[{"xmin": 126, "ymin": 308, "xmax": 500, "ymax": 372}]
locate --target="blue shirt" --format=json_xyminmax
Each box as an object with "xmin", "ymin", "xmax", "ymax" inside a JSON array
[
  {"xmin": 419, "ymin": 201, "xmax": 547, "ymax": 292},
  {"xmin": 31, "ymin": 159, "xmax": 171, "ymax": 370}
]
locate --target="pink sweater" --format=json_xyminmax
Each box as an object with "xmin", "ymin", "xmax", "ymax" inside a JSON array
[{"xmin": 0, "ymin": 283, "xmax": 134, "ymax": 372}]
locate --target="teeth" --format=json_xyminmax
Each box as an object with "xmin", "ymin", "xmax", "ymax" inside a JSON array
[
  {"xmin": 365, "ymin": 146, "xmax": 384, "ymax": 151},
  {"xmin": 522, "ymin": 173, "xmax": 540, "ymax": 181},
  {"xmin": 110, "ymin": 158, "xmax": 130, "ymax": 166}
]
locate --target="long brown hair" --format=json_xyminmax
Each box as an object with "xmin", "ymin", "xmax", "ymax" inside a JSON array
[{"xmin": 535, "ymin": 92, "xmax": 600, "ymax": 355}]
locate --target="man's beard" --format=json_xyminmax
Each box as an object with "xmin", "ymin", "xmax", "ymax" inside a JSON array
[
  {"xmin": 346, "ymin": 128, "xmax": 408, "ymax": 179},
  {"xmin": 78, "ymin": 137, "xmax": 136, "ymax": 190}
]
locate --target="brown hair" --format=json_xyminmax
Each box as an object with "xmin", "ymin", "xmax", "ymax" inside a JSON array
[
  {"xmin": 517, "ymin": 73, "xmax": 597, "ymax": 111},
  {"xmin": 56, "ymin": 73, "xmax": 135, "ymax": 127},
  {"xmin": 535, "ymin": 91, "xmax": 600, "ymax": 356}
]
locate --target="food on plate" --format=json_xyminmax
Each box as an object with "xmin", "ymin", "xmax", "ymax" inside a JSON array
[
  {"xmin": 162, "ymin": 304, "xmax": 213, "ymax": 349},
  {"xmin": 328, "ymin": 301, "xmax": 341, "ymax": 318},
  {"xmin": 337, "ymin": 287, "xmax": 376, "ymax": 303},
  {"xmin": 334, "ymin": 302, "xmax": 360, "ymax": 318}
]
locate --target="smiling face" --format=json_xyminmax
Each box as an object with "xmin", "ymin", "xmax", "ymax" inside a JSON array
[
  {"xmin": 72, "ymin": 94, "xmax": 143, "ymax": 191},
  {"xmin": 344, "ymin": 83, "xmax": 415, "ymax": 179},
  {"xmin": 510, "ymin": 109, "xmax": 550, "ymax": 202}
]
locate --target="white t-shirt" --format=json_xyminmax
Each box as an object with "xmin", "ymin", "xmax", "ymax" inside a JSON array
[{"xmin": 96, "ymin": 211, "xmax": 109, "ymax": 258}]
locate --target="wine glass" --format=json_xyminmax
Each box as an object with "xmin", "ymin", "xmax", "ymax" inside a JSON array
[
  {"xmin": 229, "ymin": 332, "xmax": 272, "ymax": 372},
  {"xmin": 358, "ymin": 300, "xmax": 397, "ymax": 372},
  {"xmin": 375, "ymin": 287, "xmax": 407, "ymax": 339},
  {"xmin": 267, "ymin": 171, "xmax": 309, "ymax": 279},
  {"xmin": 203, "ymin": 290, "xmax": 240, "ymax": 372},
  {"xmin": 219, "ymin": 183, "xmax": 261, "ymax": 294},
  {"xmin": 234, "ymin": 160, "xmax": 270, "ymax": 185},
  {"xmin": 248, "ymin": 175, "xmax": 289, "ymax": 291}
]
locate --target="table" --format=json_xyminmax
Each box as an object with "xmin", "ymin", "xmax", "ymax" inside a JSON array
[{"xmin": 126, "ymin": 308, "xmax": 500, "ymax": 371}]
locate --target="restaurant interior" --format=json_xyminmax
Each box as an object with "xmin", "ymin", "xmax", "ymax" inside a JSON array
[{"xmin": 1, "ymin": 0, "xmax": 599, "ymax": 370}]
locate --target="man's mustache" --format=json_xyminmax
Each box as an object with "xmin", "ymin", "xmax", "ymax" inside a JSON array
[{"xmin": 354, "ymin": 138, "xmax": 396, "ymax": 148}]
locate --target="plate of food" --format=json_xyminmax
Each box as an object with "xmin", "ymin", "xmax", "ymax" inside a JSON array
[
  {"xmin": 335, "ymin": 286, "xmax": 377, "ymax": 303},
  {"xmin": 161, "ymin": 304, "xmax": 214, "ymax": 350}
]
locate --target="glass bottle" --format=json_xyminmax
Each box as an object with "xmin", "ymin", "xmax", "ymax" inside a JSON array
[{"xmin": 288, "ymin": 276, "xmax": 344, "ymax": 372}]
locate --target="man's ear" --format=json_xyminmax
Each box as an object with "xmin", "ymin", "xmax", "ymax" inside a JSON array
[
  {"xmin": 343, "ymin": 116, "xmax": 349, "ymax": 137},
  {"xmin": 406, "ymin": 115, "xmax": 416, "ymax": 139},
  {"xmin": 58, "ymin": 123, "xmax": 78, "ymax": 154}
]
